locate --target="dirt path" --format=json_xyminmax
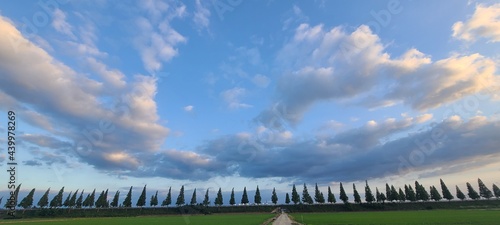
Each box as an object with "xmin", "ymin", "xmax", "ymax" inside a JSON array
[{"xmin": 272, "ymin": 213, "xmax": 295, "ymax": 225}]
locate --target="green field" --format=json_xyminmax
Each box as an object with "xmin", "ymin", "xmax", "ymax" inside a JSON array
[
  {"xmin": 291, "ymin": 209, "xmax": 500, "ymax": 225},
  {"xmin": 0, "ymin": 213, "xmax": 275, "ymax": 225}
]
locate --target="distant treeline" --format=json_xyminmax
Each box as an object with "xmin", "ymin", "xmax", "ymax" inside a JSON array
[{"xmin": 2, "ymin": 178, "xmax": 499, "ymax": 217}]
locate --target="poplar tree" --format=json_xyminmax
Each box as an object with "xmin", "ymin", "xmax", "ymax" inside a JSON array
[
  {"xmin": 390, "ymin": 185, "xmax": 399, "ymax": 202},
  {"xmin": 123, "ymin": 186, "xmax": 132, "ymax": 207},
  {"xmin": 254, "ymin": 186, "xmax": 262, "ymax": 204},
  {"xmin": 18, "ymin": 188, "xmax": 36, "ymax": 209},
  {"xmin": 68, "ymin": 189, "xmax": 78, "ymax": 208},
  {"xmin": 271, "ymin": 188, "xmax": 278, "ymax": 205},
  {"xmin": 327, "ymin": 186, "xmax": 336, "ymax": 204},
  {"xmin": 314, "ymin": 183, "xmax": 325, "ymax": 203},
  {"xmin": 190, "ymin": 189, "xmax": 197, "ymax": 205},
  {"xmin": 76, "ymin": 190, "xmax": 84, "ymax": 208},
  {"xmin": 339, "ymin": 182, "xmax": 348, "ymax": 204},
  {"xmin": 88, "ymin": 189, "xmax": 95, "ymax": 208},
  {"xmin": 215, "ymin": 188, "xmax": 223, "ymax": 206},
  {"xmin": 50, "ymin": 187, "xmax": 64, "ymax": 208},
  {"xmin": 110, "ymin": 190, "xmax": 120, "ymax": 207},
  {"xmin": 466, "ymin": 182, "xmax": 480, "ymax": 200},
  {"xmin": 176, "ymin": 185, "xmax": 185, "ymax": 206},
  {"xmin": 291, "ymin": 185, "xmax": 300, "ymax": 204},
  {"xmin": 478, "ymin": 178, "xmax": 493, "ymax": 199},
  {"xmin": 229, "ymin": 188, "xmax": 236, "ymax": 205},
  {"xmin": 203, "ymin": 189, "xmax": 210, "ymax": 206},
  {"xmin": 376, "ymin": 188, "xmax": 386, "ymax": 203},
  {"xmin": 405, "ymin": 184, "xmax": 416, "ymax": 202},
  {"xmin": 364, "ymin": 181, "xmax": 375, "ymax": 203},
  {"xmin": 353, "ymin": 183, "xmax": 361, "ymax": 204},
  {"xmin": 95, "ymin": 190, "xmax": 105, "ymax": 208},
  {"xmin": 430, "ymin": 186, "xmax": 442, "ymax": 201},
  {"xmin": 398, "ymin": 188, "xmax": 406, "ymax": 202},
  {"xmin": 63, "ymin": 191, "xmax": 72, "ymax": 207},
  {"xmin": 241, "ymin": 187, "xmax": 249, "ymax": 204},
  {"xmin": 162, "ymin": 187, "xmax": 172, "ymax": 207},
  {"xmin": 302, "ymin": 183, "xmax": 313, "ymax": 204},
  {"xmin": 37, "ymin": 188, "xmax": 50, "ymax": 208},
  {"xmin": 492, "ymin": 184, "xmax": 500, "ymax": 198},
  {"xmin": 285, "ymin": 193, "xmax": 290, "ymax": 204},
  {"xmin": 136, "ymin": 185, "xmax": 147, "ymax": 207},
  {"xmin": 440, "ymin": 179, "xmax": 454, "ymax": 201},
  {"xmin": 151, "ymin": 191, "xmax": 158, "ymax": 207},
  {"xmin": 456, "ymin": 186, "xmax": 466, "ymax": 200},
  {"xmin": 386, "ymin": 183, "xmax": 392, "ymax": 202}
]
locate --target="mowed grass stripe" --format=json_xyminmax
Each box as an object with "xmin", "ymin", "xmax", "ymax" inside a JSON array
[
  {"xmin": 0, "ymin": 213, "xmax": 275, "ymax": 225},
  {"xmin": 291, "ymin": 209, "xmax": 500, "ymax": 225}
]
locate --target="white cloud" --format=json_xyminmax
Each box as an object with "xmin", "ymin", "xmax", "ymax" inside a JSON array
[
  {"xmin": 52, "ymin": 9, "xmax": 76, "ymax": 40},
  {"xmin": 252, "ymin": 74, "xmax": 270, "ymax": 88},
  {"xmin": 221, "ymin": 87, "xmax": 252, "ymax": 109},
  {"xmin": 86, "ymin": 57, "xmax": 127, "ymax": 90},
  {"xmin": 257, "ymin": 23, "xmax": 499, "ymax": 127},
  {"xmin": 415, "ymin": 113, "xmax": 433, "ymax": 124},
  {"xmin": 452, "ymin": 4, "xmax": 500, "ymax": 43},
  {"xmin": 0, "ymin": 15, "xmax": 169, "ymax": 171},
  {"xmin": 282, "ymin": 5, "xmax": 309, "ymax": 31},
  {"xmin": 135, "ymin": 2, "xmax": 187, "ymax": 74},
  {"xmin": 184, "ymin": 105, "xmax": 194, "ymax": 112},
  {"xmin": 193, "ymin": 0, "xmax": 210, "ymax": 31}
]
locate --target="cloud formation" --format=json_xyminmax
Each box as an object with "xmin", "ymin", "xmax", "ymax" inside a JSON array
[
  {"xmin": 452, "ymin": 4, "xmax": 500, "ymax": 43},
  {"xmin": 0, "ymin": 15, "xmax": 169, "ymax": 173},
  {"xmin": 135, "ymin": 1, "xmax": 187, "ymax": 74},
  {"xmin": 221, "ymin": 87, "xmax": 252, "ymax": 109},
  {"xmin": 197, "ymin": 115, "xmax": 500, "ymax": 183},
  {"xmin": 257, "ymin": 23, "xmax": 498, "ymax": 127},
  {"xmin": 193, "ymin": 0, "xmax": 210, "ymax": 31}
]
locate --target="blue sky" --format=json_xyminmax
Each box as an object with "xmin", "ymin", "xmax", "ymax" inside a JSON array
[{"xmin": 0, "ymin": 0, "xmax": 499, "ymax": 204}]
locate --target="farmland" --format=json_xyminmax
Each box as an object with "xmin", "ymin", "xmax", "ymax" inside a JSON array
[
  {"xmin": 0, "ymin": 213, "xmax": 275, "ymax": 225},
  {"xmin": 291, "ymin": 209, "xmax": 500, "ymax": 225}
]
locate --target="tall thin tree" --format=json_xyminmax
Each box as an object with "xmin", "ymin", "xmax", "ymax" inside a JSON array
[
  {"xmin": 229, "ymin": 188, "xmax": 236, "ymax": 205},
  {"xmin": 110, "ymin": 190, "xmax": 120, "ymax": 207},
  {"xmin": 176, "ymin": 185, "xmax": 185, "ymax": 206},
  {"xmin": 466, "ymin": 182, "xmax": 480, "ymax": 200},
  {"xmin": 37, "ymin": 188, "xmax": 50, "ymax": 208},
  {"xmin": 440, "ymin": 179, "xmax": 454, "ymax": 201},
  {"xmin": 302, "ymin": 183, "xmax": 313, "ymax": 204},
  {"xmin": 254, "ymin": 186, "xmax": 262, "ymax": 204},
  {"xmin": 456, "ymin": 186, "xmax": 466, "ymax": 201},
  {"xmin": 339, "ymin": 182, "xmax": 348, "ymax": 204},
  {"xmin": 327, "ymin": 186, "xmax": 336, "ymax": 204},
  {"xmin": 123, "ymin": 186, "xmax": 132, "ymax": 207},
  {"xmin": 162, "ymin": 187, "xmax": 172, "ymax": 207},
  {"xmin": 291, "ymin": 184, "xmax": 300, "ymax": 204},
  {"xmin": 365, "ymin": 181, "xmax": 375, "ymax": 203},
  {"xmin": 137, "ymin": 185, "xmax": 147, "ymax": 207},
  {"xmin": 241, "ymin": 187, "xmax": 249, "ymax": 204},
  {"xmin": 353, "ymin": 183, "xmax": 361, "ymax": 204},
  {"xmin": 190, "ymin": 189, "xmax": 197, "ymax": 205},
  {"xmin": 271, "ymin": 188, "xmax": 278, "ymax": 205},
  {"xmin": 478, "ymin": 178, "xmax": 493, "ymax": 199},
  {"xmin": 203, "ymin": 189, "xmax": 210, "ymax": 206}
]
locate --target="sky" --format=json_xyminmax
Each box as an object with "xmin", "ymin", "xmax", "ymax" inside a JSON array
[{"xmin": 0, "ymin": 0, "xmax": 499, "ymax": 205}]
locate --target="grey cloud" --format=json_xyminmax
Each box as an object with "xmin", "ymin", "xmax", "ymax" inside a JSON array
[
  {"xmin": 21, "ymin": 134, "xmax": 72, "ymax": 150},
  {"xmin": 23, "ymin": 160, "xmax": 43, "ymax": 166},
  {"xmin": 197, "ymin": 117, "xmax": 500, "ymax": 184}
]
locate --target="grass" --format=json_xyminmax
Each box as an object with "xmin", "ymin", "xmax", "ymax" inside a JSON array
[
  {"xmin": 0, "ymin": 213, "xmax": 275, "ymax": 225},
  {"xmin": 290, "ymin": 209, "xmax": 500, "ymax": 225}
]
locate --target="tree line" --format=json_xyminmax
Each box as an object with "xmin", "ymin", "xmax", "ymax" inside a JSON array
[{"xmin": 5, "ymin": 178, "xmax": 500, "ymax": 209}]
